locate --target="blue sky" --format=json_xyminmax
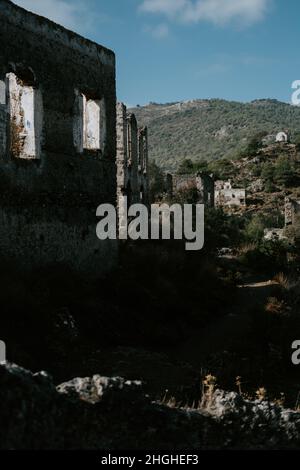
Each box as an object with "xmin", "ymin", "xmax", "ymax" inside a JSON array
[{"xmin": 12, "ymin": 0, "xmax": 300, "ymax": 106}]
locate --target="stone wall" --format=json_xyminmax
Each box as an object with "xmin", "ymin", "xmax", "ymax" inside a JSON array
[
  {"xmin": 285, "ymin": 197, "xmax": 300, "ymax": 227},
  {"xmin": 264, "ymin": 198, "xmax": 300, "ymax": 242},
  {"xmin": 215, "ymin": 181, "xmax": 246, "ymax": 208},
  {"xmin": 169, "ymin": 173, "xmax": 215, "ymax": 207},
  {"xmin": 138, "ymin": 126, "xmax": 149, "ymax": 204},
  {"xmin": 0, "ymin": 0, "xmax": 117, "ymax": 275},
  {"xmin": 116, "ymin": 102, "xmax": 149, "ymax": 226},
  {"xmin": 196, "ymin": 172, "xmax": 215, "ymax": 207}
]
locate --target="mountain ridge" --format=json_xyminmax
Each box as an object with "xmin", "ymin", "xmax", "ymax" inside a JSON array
[{"xmin": 129, "ymin": 98, "xmax": 300, "ymax": 172}]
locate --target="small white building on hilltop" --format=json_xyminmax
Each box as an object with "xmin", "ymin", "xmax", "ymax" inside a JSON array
[{"xmin": 276, "ymin": 131, "xmax": 289, "ymax": 143}]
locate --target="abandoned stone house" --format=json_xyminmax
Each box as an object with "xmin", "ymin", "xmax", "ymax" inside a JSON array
[
  {"xmin": 116, "ymin": 103, "xmax": 149, "ymax": 232},
  {"xmin": 215, "ymin": 180, "xmax": 232, "ymax": 191},
  {"xmin": 168, "ymin": 172, "xmax": 215, "ymax": 207},
  {"xmin": 264, "ymin": 228, "xmax": 287, "ymax": 242},
  {"xmin": 264, "ymin": 197, "xmax": 300, "ymax": 242},
  {"xmin": 215, "ymin": 181, "xmax": 246, "ymax": 208},
  {"xmin": 0, "ymin": 0, "xmax": 118, "ymax": 274},
  {"xmin": 116, "ymin": 102, "xmax": 149, "ymax": 226},
  {"xmin": 138, "ymin": 126, "xmax": 149, "ymax": 204},
  {"xmin": 285, "ymin": 197, "xmax": 300, "ymax": 228}
]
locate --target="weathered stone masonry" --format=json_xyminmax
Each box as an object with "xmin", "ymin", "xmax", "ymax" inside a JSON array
[
  {"xmin": 168, "ymin": 172, "xmax": 215, "ymax": 207},
  {"xmin": 138, "ymin": 126, "xmax": 149, "ymax": 205},
  {"xmin": 264, "ymin": 197, "xmax": 300, "ymax": 242},
  {"xmin": 116, "ymin": 102, "xmax": 149, "ymax": 227},
  {"xmin": 215, "ymin": 181, "xmax": 246, "ymax": 208},
  {"xmin": 0, "ymin": 0, "xmax": 117, "ymax": 275},
  {"xmin": 285, "ymin": 197, "xmax": 300, "ymax": 227}
]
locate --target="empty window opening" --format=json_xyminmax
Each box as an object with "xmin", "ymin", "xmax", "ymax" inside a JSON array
[
  {"xmin": 7, "ymin": 71, "xmax": 42, "ymax": 159},
  {"xmin": 83, "ymin": 94, "xmax": 101, "ymax": 150}
]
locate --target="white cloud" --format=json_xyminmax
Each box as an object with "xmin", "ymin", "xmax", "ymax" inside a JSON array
[
  {"xmin": 144, "ymin": 23, "xmax": 170, "ymax": 39},
  {"xmin": 12, "ymin": 0, "xmax": 99, "ymax": 33},
  {"xmin": 140, "ymin": 0, "xmax": 271, "ymax": 26},
  {"xmin": 141, "ymin": 0, "xmax": 188, "ymax": 17},
  {"xmin": 196, "ymin": 62, "xmax": 231, "ymax": 77}
]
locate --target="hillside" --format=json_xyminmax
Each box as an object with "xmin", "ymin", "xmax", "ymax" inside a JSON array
[
  {"xmin": 217, "ymin": 142, "xmax": 300, "ymax": 217},
  {"xmin": 130, "ymin": 99, "xmax": 300, "ymax": 171}
]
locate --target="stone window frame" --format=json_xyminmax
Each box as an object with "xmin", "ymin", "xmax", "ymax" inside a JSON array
[
  {"xmin": 73, "ymin": 88, "xmax": 106, "ymax": 155},
  {"xmin": 6, "ymin": 65, "xmax": 42, "ymax": 160}
]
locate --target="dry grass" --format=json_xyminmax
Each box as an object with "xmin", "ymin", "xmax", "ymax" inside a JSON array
[
  {"xmin": 238, "ymin": 243, "xmax": 257, "ymax": 256},
  {"xmin": 160, "ymin": 374, "xmax": 218, "ymax": 411},
  {"xmin": 201, "ymin": 374, "xmax": 217, "ymax": 410},
  {"xmin": 236, "ymin": 376, "xmax": 243, "ymax": 395},
  {"xmin": 273, "ymin": 272, "xmax": 293, "ymax": 290},
  {"xmin": 265, "ymin": 297, "xmax": 286, "ymax": 316},
  {"xmin": 256, "ymin": 387, "xmax": 267, "ymax": 401},
  {"xmin": 273, "ymin": 393, "xmax": 285, "ymax": 407},
  {"xmin": 160, "ymin": 375, "xmax": 289, "ymax": 412}
]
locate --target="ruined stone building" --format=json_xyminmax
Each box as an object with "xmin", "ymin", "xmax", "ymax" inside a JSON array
[
  {"xmin": 116, "ymin": 102, "xmax": 149, "ymax": 226},
  {"xmin": 285, "ymin": 197, "xmax": 300, "ymax": 228},
  {"xmin": 138, "ymin": 126, "xmax": 149, "ymax": 204},
  {"xmin": 263, "ymin": 197, "xmax": 300, "ymax": 242},
  {"xmin": 215, "ymin": 181, "xmax": 246, "ymax": 208},
  {"xmin": 168, "ymin": 172, "xmax": 215, "ymax": 207},
  {"xmin": 264, "ymin": 228, "xmax": 287, "ymax": 242},
  {"xmin": 262, "ymin": 131, "xmax": 290, "ymax": 146},
  {"xmin": 0, "ymin": 0, "xmax": 117, "ymax": 274},
  {"xmin": 215, "ymin": 181, "xmax": 232, "ymax": 191},
  {"xmin": 276, "ymin": 131, "xmax": 289, "ymax": 144}
]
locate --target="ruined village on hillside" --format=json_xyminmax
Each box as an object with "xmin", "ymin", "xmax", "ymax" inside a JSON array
[
  {"xmin": 166, "ymin": 130, "xmax": 300, "ymax": 245},
  {"xmin": 1, "ymin": 0, "xmax": 300, "ymax": 272}
]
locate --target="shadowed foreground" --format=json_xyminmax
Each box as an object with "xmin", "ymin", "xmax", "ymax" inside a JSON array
[{"xmin": 1, "ymin": 362, "xmax": 300, "ymax": 450}]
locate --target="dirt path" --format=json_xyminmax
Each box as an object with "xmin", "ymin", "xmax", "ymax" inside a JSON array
[{"xmin": 238, "ymin": 280, "xmax": 278, "ymax": 289}]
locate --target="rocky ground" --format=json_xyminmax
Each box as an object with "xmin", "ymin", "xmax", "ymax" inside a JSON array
[{"xmin": 1, "ymin": 362, "xmax": 300, "ymax": 450}]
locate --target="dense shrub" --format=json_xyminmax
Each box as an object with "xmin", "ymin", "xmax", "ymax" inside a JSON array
[{"xmin": 239, "ymin": 240, "xmax": 289, "ymax": 274}]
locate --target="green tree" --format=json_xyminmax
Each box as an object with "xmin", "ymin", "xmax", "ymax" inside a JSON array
[
  {"xmin": 261, "ymin": 162, "xmax": 275, "ymax": 182},
  {"xmin": 264, "ymin": 180, "xmax": 276, "ymax": 193},
  {"xmin": 194, "ymin": 160, "xmax": 209, "ymax": 173},
  {"xmin": 274, "ymin": 156, "xmax": 295, "ymax": 187},
  {"xmin": 177, "ymin": 159, "xmax": 195, "ymax": 175},
  {"xmin": 205, "ymin": 208, "xmax": 242, "ymax": 249},
  {"xmin": 244, "ymin": 215, "xmax": 265, "ymax": 242},
  {"xmin": 243, "ymin": 131, "xmax": 268, "ymax": 157},
  {"xmin": 293, "ymin": 132, "xmax": 300, "ymax": 151},
  {"xmin": 208, "ymin": 159, "xmax": 236, "ymax": 180}
]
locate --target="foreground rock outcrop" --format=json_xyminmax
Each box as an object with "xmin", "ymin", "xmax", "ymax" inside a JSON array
[{"xmin": 1, "ymin": 362, "xmax": 300, "ymax": 449}]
